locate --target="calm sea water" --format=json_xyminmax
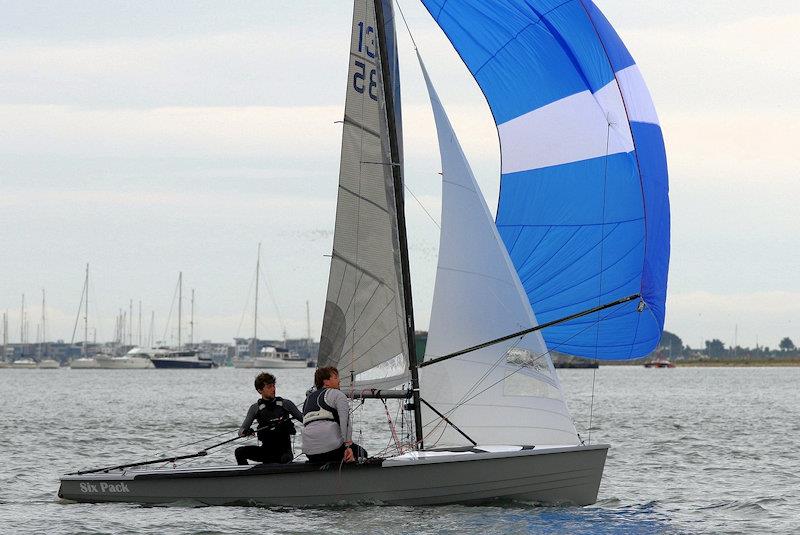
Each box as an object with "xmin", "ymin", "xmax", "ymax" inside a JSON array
[{"xmin": 0, "ymin": 366, "xmax": 798, "ymax": 534}]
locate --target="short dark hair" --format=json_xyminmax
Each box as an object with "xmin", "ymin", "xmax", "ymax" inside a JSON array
[
  {"xmin": 314, "ymin": 366, "xmax": 339, "ymax": 389},
  {"xmin": 254, "ymin": 372, "xmax": 276, "ymax": 391}
]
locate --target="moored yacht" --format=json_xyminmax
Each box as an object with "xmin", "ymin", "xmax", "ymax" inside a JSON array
[
  {"xmin": 148, "ymin": 348, "xmax": 217, "ymax": 369},
  {"xmin": 95, "ymin": 350, "xmax": 153, "ymax": 369},
  {"xmin": 70, "ymin": 357, "xmax": 99, "ymax": 369},
  {"xmin": 233, "ymin": 346, "xmax": 307, "ymax": 369},
  {"xmin": 10, "ymin": 358, "xmax": 37, "ymax": 369}
]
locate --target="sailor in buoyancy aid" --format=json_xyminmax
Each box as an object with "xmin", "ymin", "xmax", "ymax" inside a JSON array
[
  {"xmin": 301, "ymin": 366, "xmax": 368, "ymax": 464},
  {"xmin": 235, "ymin": 372, "xmax": 304, "ymax": 465}
]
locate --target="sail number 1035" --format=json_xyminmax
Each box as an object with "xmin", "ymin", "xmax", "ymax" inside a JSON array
[{"xmin": 354, "ymin": 21, "xmax": 378, "ymax": 101}]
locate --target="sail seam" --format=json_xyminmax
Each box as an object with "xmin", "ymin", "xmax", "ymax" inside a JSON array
[
  {"xmin": 533, "ymin": 236, "xmax": 644, "ymax": 304},
  {"xmin": 506, "ymin": 225, "xmax": 523, "ymax": 254},
  {"xmin": 343, "ymin": 114, "xmax": 381, "ymax": 138},
  {"xmin": 435, "ymin": 265, "xmax": 519, "ymax": 288},
  {"xmin": 342, "ymin": 295, "xmax": 397, "ymax": 360},
  {"xmin": 497, "ymin": 216, "xmax": 643, "ymax": 228},
  {"xmin": 349, "ymin": 50, "xmax": 378, "ymax": 67},
  {"xmin": 441, "ymin": 177, "xmax": 476, "ymax": 194},
  {"xmin": 338, "ymin": 184, "xmax": 391, "ymax": 215},
  {"xmin": 519, "ymin": 226, "xmax": 582, "ymax": 288},
  {"xmin": 340, "ymin": 324, "xmax": 400, "ymax": 371},
  {"xmin": 527, "ymin": 224, "xmax": 640, "ymax": 300},
  {"xmin": 535, "ymin": 270, "xmax": 642, "ymax": 317},
  {"xmin": 331, "ymin": 250, "xmax": 391, "ymax": 288},
  {"xmin": 513, "ymin": 226, "xmax": 552, "ymax": 282}
]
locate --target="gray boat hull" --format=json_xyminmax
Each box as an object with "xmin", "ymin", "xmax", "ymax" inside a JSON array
[{"xmin": 58, "ymin": 444, "xmax": 608, "ymax": 506}]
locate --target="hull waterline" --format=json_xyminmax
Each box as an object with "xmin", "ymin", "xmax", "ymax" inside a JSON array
[{"xmin": 59, "ymin": 444, "xmax": 607, "ymax": 506}]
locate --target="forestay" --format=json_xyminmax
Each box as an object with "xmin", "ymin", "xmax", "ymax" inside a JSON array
[
  {"xmin": 418, "ymin": 54, "xmax": 578, "ymax": 448},
  {"xmin": 317, "ymin": 0, "xmax": 411, "ymax": 390},
  {"xmin": 421, "ymin": 0, "xmax": 670, "ymax": 359}
]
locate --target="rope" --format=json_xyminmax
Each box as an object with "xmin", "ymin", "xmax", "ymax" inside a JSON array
[
  {"xmin": 381, "ymin": 398, "xmax": 403, "ymax": 452},
  {"xmin": 234, "ymin": 266, "xmax": 256, "ymax": 339}
]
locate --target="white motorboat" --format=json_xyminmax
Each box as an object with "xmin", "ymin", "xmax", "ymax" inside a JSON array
[
  {"xmin": 236, "ymin": 347, "xmax": 307, "ymax": 369},
  {"xmin": 69, "ymin": 357, "xmax": 99, "ymax": 369},
  {"xmin": 11, "ymin": 358, "xmax": 38, "ymax": 369},
  {"xmin": 95, "ymin": 353, "xmax": 153, "ymax": 369}
]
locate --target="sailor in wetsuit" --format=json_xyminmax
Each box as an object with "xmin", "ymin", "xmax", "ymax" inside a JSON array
[
  {"xmin": 235, "ymin": 372, "xmax": 304, "ymax": 465},
  {"xmin": 301, "ymin": 366, "xmax": 368, "ymax": 464}
]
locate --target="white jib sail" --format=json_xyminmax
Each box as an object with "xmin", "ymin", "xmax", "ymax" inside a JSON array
[{"xmin": 418, "ymin": 52, "xmax": 579, "ymax": 447}]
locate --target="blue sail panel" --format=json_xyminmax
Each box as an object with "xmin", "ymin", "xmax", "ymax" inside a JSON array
[{"xmin": 422, "ymin": 0, "xmax": 670, "ymax": 359}]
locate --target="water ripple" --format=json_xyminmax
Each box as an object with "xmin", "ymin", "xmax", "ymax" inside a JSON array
[{"xmin": 1, "ymin": 367, "xmax": 799, "ymax": 534}]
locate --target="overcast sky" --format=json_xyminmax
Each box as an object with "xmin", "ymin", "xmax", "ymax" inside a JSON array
[{"xmin": 1, "ymin": 1, "xmax": 798, "ymax": 351}]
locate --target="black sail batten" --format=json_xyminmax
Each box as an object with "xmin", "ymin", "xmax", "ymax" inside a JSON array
[{"xmin": 373, "ymin": 0, "xmax": 424, "ymax": 449}]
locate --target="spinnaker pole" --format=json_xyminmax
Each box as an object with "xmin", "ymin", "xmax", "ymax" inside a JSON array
[{"xmin": 420, "ymin": 293, "xmax": 642, "ymax": 369}]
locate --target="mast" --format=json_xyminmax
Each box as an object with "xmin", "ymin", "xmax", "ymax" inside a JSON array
[
  {"xmin": 177, "ymin": 272, "xmax": 183, "ymax": 349},
  {"xmin": 190, "ymin": 289, "xmax": 195, "ymax": 346},
  {"xmin": 20, "ymin": 293, "xmax": 26, "ymax": 357},
  {"xmin": 83, "ymin": 264, "xmax": 89, "ymax": 358},
  {"xmin": 41, "ymin": 289, "xmax": 46, "ymax": 358},
  {"xmin": 2, "ymin": 311, "xmax": 7, "ymax": 361},
  {"xmin": 373, "ymin": 0, "xmax": 423, "ymax": 448},
  {"xmin": 2, "ymin": 311, "xmax": 6, "ymax": 361},
  {"xmin": 129, "ymin": 299, "xmax": 133, "ymax": 346},
  {"xmin": 306, "ymin": 300, "xmax": 311, "ymax": 352},
  {"xmin": 252, "ymin": 243, "xmax": 261, "ymax": 359},
  {"xmin": 138, "ymin": 300, "xmax": 142, "ymax": 347}
]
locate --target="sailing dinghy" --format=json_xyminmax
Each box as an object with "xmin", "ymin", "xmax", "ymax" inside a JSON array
[{"xmin": 59, "ymin": 0, "xmax": 668, "ymax": 506}]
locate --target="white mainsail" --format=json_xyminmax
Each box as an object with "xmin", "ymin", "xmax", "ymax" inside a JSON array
[
  {"xmin": 317, "ymin": 0, "xmax": 410, "ymax": 390},
  {"xmin": 418, "ymin": 54, "xmax": 579, "ymax": 447}
]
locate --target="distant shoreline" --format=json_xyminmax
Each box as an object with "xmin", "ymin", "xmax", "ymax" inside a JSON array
[
  {"xmin": 599, "ymin": 359, "xmax": 800, "ymax": 367},
  {"xmin": 675, "ymin": 359, "xmax": 800, "ymax": 367}
]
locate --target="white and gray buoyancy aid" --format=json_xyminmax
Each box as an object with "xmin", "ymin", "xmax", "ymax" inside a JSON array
[{"xmin": 302, "ymin": 388, "xmax": 339, "ymax": 425}]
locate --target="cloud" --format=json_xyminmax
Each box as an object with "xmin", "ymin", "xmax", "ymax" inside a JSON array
[{"xmin": 667, "ymin": 291, "xmax": 800, "ymax": 348}]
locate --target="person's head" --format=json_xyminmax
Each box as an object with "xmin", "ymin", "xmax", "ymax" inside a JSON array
[
  {"xmin": 314, "ymin": 366, "xmax": 340, "ymax": 389},
  {"xmin": 254, "ymin": 372, "xmax": 276, "ymax": 399}
]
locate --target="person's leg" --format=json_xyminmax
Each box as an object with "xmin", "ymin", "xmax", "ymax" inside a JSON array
[
  {"xmin": 261, "ymin": 435, "xmax": 293, "ymax": 464},
  {"xmin": 235, "ymin": 445, "xmax": 266, "ymax": 465},
  {"xmin": 306, "ymin": 445, "xmax": 347, "ymax": 464}
]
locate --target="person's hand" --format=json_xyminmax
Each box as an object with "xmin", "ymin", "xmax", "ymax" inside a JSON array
[
  {"xmin": 241, "ymin": 428, "xmax": 255, "ymax": 437},
  {"xmin": 343, "ymin": 445, "xmax": 355, "ymax": 463}
]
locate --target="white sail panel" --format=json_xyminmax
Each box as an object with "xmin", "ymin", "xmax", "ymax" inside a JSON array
[
  {"xmin": 317, "ymin": 0, "xmax": 410, "ymax": 390},
  {"xmin": 417, "ymin": 54, "xmax": 579, "ymax": 447}
]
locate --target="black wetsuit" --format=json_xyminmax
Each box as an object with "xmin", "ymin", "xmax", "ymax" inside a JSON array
[{"xmin": 235, "ymin": 396, "xmax": 303, "ymax": 465}]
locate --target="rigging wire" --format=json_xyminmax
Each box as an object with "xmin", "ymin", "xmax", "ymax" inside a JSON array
[
  {"xmin": 258, "ymin": 268, "xmax": 286, "ymax": 337},
  {"xmin": 234, "ymin": 267, "xmax": 256, "ymax": 339},
  {"xmin": 588, "ymin": 366, "xmax": 597, "ymax": 445},
  {"xmin": 405, "ymin": 183, "xmax": 440, "ymax": 229},
  {"xmin": 160, "ymin": 276, "xmax": 180, "ymax": 344},
  {"xmin": 69, "ymin": 280, "xmax": 86, "ymax": 344},
  {"xmin": 394, "ymin": 0, "xmax": 418, "ymax": 50}
]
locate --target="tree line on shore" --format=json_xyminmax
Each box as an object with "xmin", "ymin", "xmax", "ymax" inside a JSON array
[{"xmin": 655, "ymin": 331, "xmax": 799, "ymax": 360}]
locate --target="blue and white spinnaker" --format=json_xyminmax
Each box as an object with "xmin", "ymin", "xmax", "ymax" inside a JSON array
[{"xmin": 421, "ymin": 0, "xmax": 670, "ymax": 359}]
